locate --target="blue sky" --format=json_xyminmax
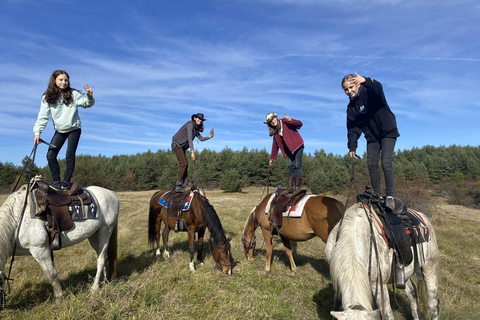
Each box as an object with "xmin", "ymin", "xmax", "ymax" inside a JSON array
[{"xmin": 1, "ymin": 0, "xmax": 479, "ymax": 167}]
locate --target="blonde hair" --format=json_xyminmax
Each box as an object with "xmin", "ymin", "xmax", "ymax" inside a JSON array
[
  {"xmin": 341, "ymin": 74, "xmax": 355, "ymax": 87},
  {"xmin": 267, "ymin": 117, "xmax": 281, "ymax": 136}
]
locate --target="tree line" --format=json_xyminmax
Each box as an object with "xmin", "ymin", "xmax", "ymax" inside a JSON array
[{"xmin": 1, "ymin": 145, "xmax": 479, "ymax": 196}]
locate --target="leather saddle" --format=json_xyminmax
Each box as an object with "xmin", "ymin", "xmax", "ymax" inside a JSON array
[
  {"xmin": 32, "ymin": 179, "xmax": 92, "ymax": 250},
  {"xmin": 269, "ymin": 187, "xmax": 307, "ymax": 232},
  {"xmin": 358, "ymin": 187, "xmax": 429, "ymax": 288}
]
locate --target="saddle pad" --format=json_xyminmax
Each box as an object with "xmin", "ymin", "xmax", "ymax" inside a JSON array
[
  {"xmin": 158, "ymin": 191, "xmax": 194, "ymax": 211},
  {"xmin": 68, "ymin": 189, "xmax": 98, "ymax": 220},
  {"xmin": 282, "ymin": 195, "xmax": 315, "ymax": 218},
  {"xmin": 264, "ymin": 193, "xmax": 314, "ymax": 218}
]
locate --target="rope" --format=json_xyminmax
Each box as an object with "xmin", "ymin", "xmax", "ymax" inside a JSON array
[
  {"xmin": 192, "ymin": 160, "xmax": 206, "ymax": 197},
  {"xmin": 6, "ymin": 143, "xmax": 39, "ymax": 298}
]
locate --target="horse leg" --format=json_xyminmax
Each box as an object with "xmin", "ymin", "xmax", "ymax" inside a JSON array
[
  {"xmin": 29, "ymin": 246, "xmax": 63, "ymax": 299},
  {"xmin": 162, "ymin": 219, "xmax": 171, "ymax": 259},
  {"xmin": 374, "ymin": 283, "xmax": 395, "ymax": 320},
  {"xmin": 405, "ymin": 278, "xmax": 421, "ymax": 320},
  {"xmin": 280, "ymin": 235, "xmax": 297, "ymax": 275},
  {"xmin": 197, "ymin": 227, "xmax": 205, "ymax": 265},
  {"xmin": 155, "ymin": 214, "xmax": 163, "ymax": 257},
  {"xmin": 422, "ymin": 262, "xmax": 440, "ymax": 320},
  {"xmin": 261, "ymin": 227, "xmax": 273, "ymax": 274},
  {"xmin": 88, "ymin": 225, "xmax": 113, "ymax": 291},
  {"xmin": 188, "ymin": 228, "xmax": 196, "ymax": 272}
]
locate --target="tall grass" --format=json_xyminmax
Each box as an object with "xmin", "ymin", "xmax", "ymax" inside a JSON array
[{"xmin": 0, "ymin": 187, "xmax": 479, "ymax": 319}]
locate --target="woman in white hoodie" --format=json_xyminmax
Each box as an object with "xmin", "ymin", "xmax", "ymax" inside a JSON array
[{"xmin": 33, "ymin": 70, "xmax": 95, "ymax": 190}]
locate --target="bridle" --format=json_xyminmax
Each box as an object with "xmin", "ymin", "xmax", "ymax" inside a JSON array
[
  {"xmin": 241, "ymin": 232, "xmax": 257, "ymax": 257},
  {"xmin": 241, "ymin": 204, "xmax": 267, "ymax": 258},
  {"xmin": 211, "ymin": 240, "xmax": 233, "ymax": 271}
]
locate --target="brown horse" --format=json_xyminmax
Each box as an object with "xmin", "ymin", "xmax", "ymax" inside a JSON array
[
  {"xmin": 148, "ymin": 189, "xmax": 232, "ymax": 274},
  {"xmin": 241, "ymin": 191, "xmax": 344, "ymax": 274}
]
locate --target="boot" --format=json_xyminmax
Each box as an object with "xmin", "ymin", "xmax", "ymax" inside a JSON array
[
  {"xmin": 174, "ymin": 180, "xmax": 184, "ymax": 193},
  {"xmin": 287, "ymin": 176, "xmax": 294, "ymax": 194},
  {"xmin": 295, "ymin": 177, "xmax": 302, "ymax": 191}
]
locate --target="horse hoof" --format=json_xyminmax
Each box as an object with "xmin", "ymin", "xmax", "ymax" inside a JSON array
[
  {"xmin": 189, "ymin": 262, "xmax": 195, "ymax": 272},
  {"xmin": 291, "ymin": 270, "xmax": 297, "ymax": 276},
  {"xmin": 264, "ymin": 270, "xmax": 271, "ymax": 275},
  {"xmin": 163, "ymin": 251, "xmax": 170, "ymax": 259}
]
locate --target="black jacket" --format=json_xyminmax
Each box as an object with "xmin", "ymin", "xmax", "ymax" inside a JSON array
[{"xmin": 346, "ymin": 77, "xmax": 400, "ymax": 151}]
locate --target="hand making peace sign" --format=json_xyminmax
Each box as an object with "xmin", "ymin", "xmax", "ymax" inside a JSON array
[{"xmin": 83, "ymin": 83, "xmax": 94, "ymax": 99}]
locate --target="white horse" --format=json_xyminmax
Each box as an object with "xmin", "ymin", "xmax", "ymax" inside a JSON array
[
  {"xmin": 0, "ymin": 184, "xmax": 119, "ymax": 300},
  {"xmin": 325, "ymin": 203, "xmax": 440, "ymax": 320}
]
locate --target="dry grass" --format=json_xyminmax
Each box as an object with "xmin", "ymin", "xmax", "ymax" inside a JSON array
[{"xmin": 0, "ymin": 187, "xmax": 479, "ymax": 319}]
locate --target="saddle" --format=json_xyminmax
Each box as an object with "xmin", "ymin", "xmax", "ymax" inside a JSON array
[
  {"xmin": 159, "ymin": 187, "xmax": 196, "ymax": 232},
  {"xmin": 358, "ymin": 187, "xmax": 429, "ymax": 288},
  {"xmin": 269, "ymin": 187, "xmax": 307, "ymax": 234},
  {"xmin": 31, "ymin": 177, "xmax": 94, "ymax": 250}
]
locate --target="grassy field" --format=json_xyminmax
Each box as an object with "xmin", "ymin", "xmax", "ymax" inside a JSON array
[{"xmin": 0, "ymin": 187, "xmax": 479, "ymax": 319}]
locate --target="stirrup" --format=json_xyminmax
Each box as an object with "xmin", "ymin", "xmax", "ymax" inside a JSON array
[
  {"xmin": 51, "ymin": 233, "xmax": 62, "ymax": 250},
  {"xmin": 395, "ymin": 263, "xmax": 406, "ymax": 289}
]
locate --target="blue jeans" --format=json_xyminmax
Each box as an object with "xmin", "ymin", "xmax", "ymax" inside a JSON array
[
  {"xmin": 47, "ymin": 129, "xmax": 81, "ymax": 183},
  {"xmin": 285, "ymin": 145, "xmax": 304, "ymax": 177},
  {"xmin": 367, "ymin": 138, "xmax": 396, "ymax": 197}
]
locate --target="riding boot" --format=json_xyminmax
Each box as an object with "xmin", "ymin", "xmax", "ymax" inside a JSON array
[
  {"xmin": 295, "ymin": 176, "xmax": 302, "ymax": 191},
  {"xmin": 287, "ymin": 176, "xmax": 294, "ymax": 194},
  {"xmin": 174, "ymin": 180, "xmax": 184, "ymax": 193}
]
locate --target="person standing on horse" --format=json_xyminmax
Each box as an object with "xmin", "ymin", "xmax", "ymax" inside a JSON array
[
  {"xmin": 265, "ymin": 112, "xmax": 304, "ymax": 193},
  {"xmin": 33, "ymin": 70, "xmax": 95, "ymax": 191},
  {"xmin": 172, "ymin": 113, "xmax": 214, "ymax": 193},
  {"xmin": 342, "ymin": 72, "xmax": 400, "ymax": 211}
]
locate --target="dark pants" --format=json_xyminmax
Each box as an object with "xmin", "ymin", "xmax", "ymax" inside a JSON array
[
  {"xmin": 285, "ymin": 145, "xmax": 304, "ymax": 177},
  {"xmin": 172, "ymin": 140, "xmax": 188, "ymax": 183},
  {"xmin": 47, "ymin": 129, "xmax": 81, "ymax": 183},
  {"xmin": 367, "ymin": 138, "xmax": 396, "ymax": 197}
]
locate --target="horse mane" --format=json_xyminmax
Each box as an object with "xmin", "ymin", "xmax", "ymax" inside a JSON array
[
  {"xmin": 243, "ymin": 206, "xmax": 257, "ymax": 232},
  {"xmin": 198, "ymin": 195, "xmax": 226, "ymax": 245},
  {"xmin": 0, "ymin": 185, "xmax": 26, "ymax": 269},
  {"xmin": 329, "ymin": 205, "xmax": 374, "ymax": 311}
]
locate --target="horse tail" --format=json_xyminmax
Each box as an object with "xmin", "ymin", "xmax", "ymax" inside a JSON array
[
  {"xmin": 106, "ymin": 222, "xmax": 118, "ymax": 281},
  {"xmin": 148, "ymin": 192, "xmax": 160, "ymax": 247}
]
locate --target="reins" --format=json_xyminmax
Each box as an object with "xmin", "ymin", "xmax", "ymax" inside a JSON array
[
  {"xmin": 192, "ymin": 160, "xmax": 207, "ymax": 197},
  {"xmin": 241, "ymin": 165, "xmax": 272, "ymax": 257},
  {"xmin": 4, "ymin": 142, "xmax": 42, "ymax": 308},
  {"xmin": 346, "ymin": 154, "xmax": 387, "ymax": 320}
]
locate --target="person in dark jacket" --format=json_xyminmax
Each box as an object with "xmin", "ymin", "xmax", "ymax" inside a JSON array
[
  {"xmin": 265, "ymin": 112, "xmax": 304, "ymax": 193},
  {"xmin": 172, "ymin": 113, "xmax": 214, "ymax": 192},
  {"xmin": 342, "ymin": 72, "xmax": 400, "ymax": 211}
]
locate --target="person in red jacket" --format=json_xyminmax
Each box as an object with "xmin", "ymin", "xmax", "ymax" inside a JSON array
[{"xmin": 265, "ymin": 112, "xmax": 305, "ymax": 193}]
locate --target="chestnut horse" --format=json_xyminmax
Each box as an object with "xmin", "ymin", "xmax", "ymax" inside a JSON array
[
  {"xmin": 148, "ymin": 189, "xmax": 232, "ymax": 274},
  {"xmin": 241, "ymin": 192, "xmax": 344, "ymax": 274}
]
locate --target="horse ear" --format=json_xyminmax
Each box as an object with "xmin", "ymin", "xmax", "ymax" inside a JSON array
[
  {"xmin": 240, "ymin": 226, "xmax": 244, "ymax": 232},
  {"xmin": 227, "ymin": 236, "xmax": 232, "ymax": 242}
]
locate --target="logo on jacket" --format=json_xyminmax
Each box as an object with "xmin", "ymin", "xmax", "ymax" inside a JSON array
[{"xmin": 359, "ymin": 105, "xmax": 366, "ymax": 114}]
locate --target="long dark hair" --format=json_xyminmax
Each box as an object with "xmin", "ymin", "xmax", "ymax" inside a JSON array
[{"xmin": 43, "ymin": 70, "xmax": 74, "ymax": 105}]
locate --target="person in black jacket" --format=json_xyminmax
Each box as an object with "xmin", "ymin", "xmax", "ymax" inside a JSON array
[
  {"xmin": 171, "ymin": 113, "xmax": 214, "ymax": 192},
  {"xmin": 342, "ymin": 72, "xmax": 400, "ymax": 210}
]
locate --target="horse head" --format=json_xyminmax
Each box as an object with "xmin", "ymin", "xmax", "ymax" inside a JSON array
[
  {"xmin": 241, "ymin": 205, "xmax": 259, "ymax": 261},
  {"xmin": 241, "ymin": 226, "xmax": 256, "ymax": 260},
  {"xmin": 212, "ymin": 235, "xmax": 232, "ymax": 275}
]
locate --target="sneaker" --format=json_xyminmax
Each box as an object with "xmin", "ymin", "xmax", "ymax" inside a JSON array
[
  {"xmin": 385, "ymin": 197, "xmax": 395, "ymax": 211},
  {"xmin": 50, "ymin": 181, "xmax": 70, "ymax": 191}
]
